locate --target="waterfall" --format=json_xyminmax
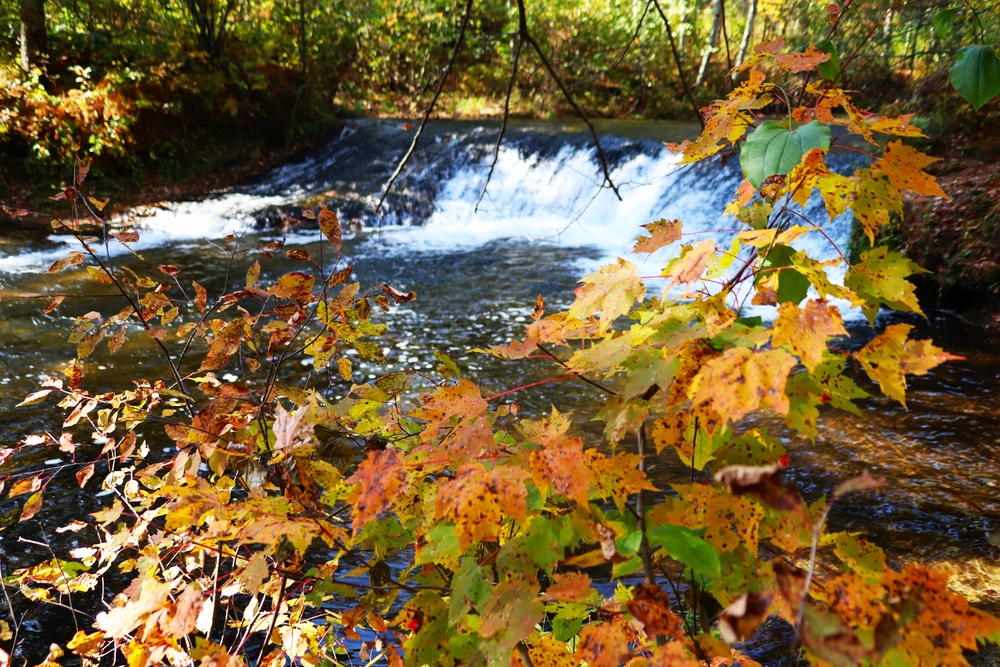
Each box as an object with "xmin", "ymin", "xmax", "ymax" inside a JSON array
[{"xmin": 0, "ymin": 119, "xmax": 858, "ymax": 280}]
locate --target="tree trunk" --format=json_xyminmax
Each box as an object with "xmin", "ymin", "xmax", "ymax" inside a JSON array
[
  {"xmin": 734, "ymin": 0, "xmax": 757, "ymax": 71},
  {"xmin": 695, "ymin": 0, "xmax": 724, "ymax": 88},
  {"xmin": 19, "ymin": 0, "xmax": 47, "ymax": 71},
  {"xmin": 677, "ymin": 0, "xmax": 689, "ymax": 62}
]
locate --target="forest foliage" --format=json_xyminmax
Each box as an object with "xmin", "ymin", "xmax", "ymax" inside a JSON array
[
  {"xmin": 2, "ymin": 0, "xmax": 1000, "ymax": 666},
  {"xmin": 2, "ymin": 0, "xmax": 999, "ymax": 186}
]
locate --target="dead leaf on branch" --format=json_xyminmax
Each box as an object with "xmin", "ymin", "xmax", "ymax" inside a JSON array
[
  {"xmin": 714, "ymin": 463, "xmax": 803, "ymax": 512},
  {"xmin": 719, "ymin": 591, "xmax": 773, "ymax": 644}
]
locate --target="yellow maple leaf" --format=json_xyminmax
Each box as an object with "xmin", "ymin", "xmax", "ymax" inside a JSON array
[
  {"xmin": 665, "ymin": 240, "xmax": 716, "ymax": 288},
  {"xmin": 567, "ymin": 259, "xmax": 645, "ymax": 334},
  {"xmin": 855, "ymin": 323, "xmax": 962, "ymax": 407},
  {"xmin": 435, "ymin": 463, "xmax": 529, "ymax": 548},
  {"xmin": 771, "ymin": 299, "xmax": 848, "ymax": 371},
  {"xmin": 875, "ymin": 140, "xmax": 949, "ymax": 199},
  {"xmin": 690, "ymin": 347, "xmax": 797, "ymax": 422}
]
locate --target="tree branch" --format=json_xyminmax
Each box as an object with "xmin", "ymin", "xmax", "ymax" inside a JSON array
[
  {"xmin": 515, "ymin": 0, "xmax": 622, "ymax": 200},
  {"xmin": 374, "ymin": 0, "xmax": 475, "ymax": 214},
  {"xmin": 476, "ymin": 19, "xmax": 523, "ymax": 212},
  {"xmin": 652, "ymin": 0, "xmax": 704, "ymax": 129}
]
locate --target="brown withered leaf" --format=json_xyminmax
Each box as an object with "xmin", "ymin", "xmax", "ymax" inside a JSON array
[
  {"xmin": 531, "ymin": 295, "xmax": 545, "ymax": 320},
  {"xmin": 47, "ymin": 252, "xmax": 84, "ymax": 274},
  {"xmin": 799, "ymin": 602, "xmax": 867, "ymax": 667},
  {"xmin": 627, "ymin": 584, "xmax": 685, "ymax": 639},
  {"xmin": 43, "ymin": 295, "xmax": 65, "ymax": 314},
  {"xmin": 596, "ymin": 523, "xmax": 618, "ymax": 561},
  {"xmin": 328, "ymin": 264, "xmax": 354, "ymax": 287},
  {"xmin": 773, "ymin": 559, "xmax": 807, "ymax": 609},
  {"xmin": 158, "ymin": 264, "xmax": 181, "ymax": 277},
  {"xmin": 286, "ymin": 250, "xmax": 312, "ymax": 262},
  {"xmin": 381, "ymin": 283, "xmax": 416, "ymax": 303},
  {"xmin": 192, "ymin": 281, "xmax": 208, "ymax": 313},
  {"xmin": 76, "ymin": 463, "xmax": 96, "ymax": 488},
  {"xmin": 714, "ymin": 463, "xmax": 803, "ymax": 511},
  {"xmin": 718, "ymin": 591, "xmax": 773, "ymax": 644},
  {"xmin": 111, "ymin": 230, "xmax": 139, "ymax": 244},
  {"xmin": 833, "ymin": 470, "xmax": 886, "ymax": 498}
]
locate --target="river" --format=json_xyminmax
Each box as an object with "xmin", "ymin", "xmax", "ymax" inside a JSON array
[{"xmin": 1, "ymin": 119, "xmax": 999, "ymax": 661}]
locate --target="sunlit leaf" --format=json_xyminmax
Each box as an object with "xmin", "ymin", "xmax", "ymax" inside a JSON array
[{"xmin": 740, "ymin": 120, "xmax": 831, "ymax": 187}]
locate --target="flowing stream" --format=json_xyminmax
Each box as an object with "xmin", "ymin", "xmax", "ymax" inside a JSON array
[{"xmin": 1, "ymin": 120, "xmax": 999, "ymax": 660}]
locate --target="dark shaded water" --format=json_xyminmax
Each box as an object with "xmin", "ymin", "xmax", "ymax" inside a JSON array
[{"xmin": 1, "ymin": 120, "xmax": 998, "ymax": 661}]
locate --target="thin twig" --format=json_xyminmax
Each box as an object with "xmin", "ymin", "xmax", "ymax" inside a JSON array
[
  {"xmin": 652, "ymin": 0, "xmax": 704, "ymax": 129},
  {"xmin": 515, "ymin": 0, "xmax": 622, "ymax": 200},
  {"xmin": 255, "ymin": 573, "xmax": 288, "ymax": 667},
  {"xmin": 476, "ymin": 22, "xmax": 523, "ymax": 212},
  {"xmin": 374, "ymin": 0, "xmax": 475, "ymax": 214},
  {"xmin": 536, "ymin": 343, "xmax": 617, "ymax": 396},
  {"xmin": 516, "ymin": 641, "xmax": 536, "ymax": 667}
]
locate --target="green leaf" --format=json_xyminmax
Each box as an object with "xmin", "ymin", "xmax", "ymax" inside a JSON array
[
  {"xmin": 949, "ymin": 45, "xmax": 1000, "ymax": 111},
  {"xmin": 814, "ymin": 40, "xmax": 841, "ymax": 80},
  {"xmin": 740, "ymin": 120, "xmax": 832, "ymax": 187},
  {"xmin": 616, "ymin": 530, "xmax": 644, "ymax": 556},
  {"xmin": 763, "ymin": 244, "xmax": 810, "ymax": 305},
  {"xmin": 932, "ymin": 8, "xmax": 958, "ymax": 39},
  {"xmin": 552, "ymin": 614, "xmax": 585, "ymax": 642},
  {"xmin": 844, "ymin": 247, "xmax": 926, "ymax": 325},
  {"xmin": 647, "ymin": 524, "xmax": 721, "ymax": 577}
]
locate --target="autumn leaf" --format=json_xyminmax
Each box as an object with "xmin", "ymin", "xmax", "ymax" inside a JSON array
[
  {"xmin": 410, "ymin": 378, "xmax": 487, "ymax": 442},
  {"xmin": 435, "ymin": 462, "xmax": 529, "ymax": 548},
  {"xmin": 318, "ymin": 206, "xmax": 342, "ymax": 253},
  {"xmin": 664, "ymin": 240, "xmax": 716, "ymax": 288},
  {"xmin": 774, "ymin": 45, "xmax": 831, "ymax": 73},
  {"xmin": 845, "ymin": 247, "xmax": 926, "ymax": 324},
  {"xmin": 567, "ymin": 259, "xmax": 644, "ymax": 333},
  {"xmin": 544, "ymin": 572, "xmax": 594, "ymax": 602},
  {"xmin": 690, "ymin": 347, "xmax": 797, "ymax": 423},
  {"xmin": 633, "ymin": 219, "xmax": 682, "ymax": 254},
  {"xmin": 574, "ymin": 623, "xmax": 629, "ymax": 667},
  {"xmin": 850, "ymin": 169, "xmax": 903, "ymax": 244},
  {"xmin": 771, "ymin": 299, "xmax": 848, "ymax": 371},
  {"xmin": 666, "ymin": 69, "xmax": 771, "ymax": 163},
  {"xmin": 875, "ymin": 141, "xmax": 949, "ymax": 199},
  {"xmin": 20, "ymin": 490, "xmax": 44, "ymax": 521},
  {"xmin": 627, "ymin": 584, "xmax": 685, "ymax": 640},
  {"xmin": 855, "ymin": 323, "xmax": 962, "ymax": 406},
  {"xmin": 346, "ymin": 449, "xmax": 408, "ymax": 536},
  {"xmin": 268, "ymin": 271, "xmax": 316, "ymax": 304}
]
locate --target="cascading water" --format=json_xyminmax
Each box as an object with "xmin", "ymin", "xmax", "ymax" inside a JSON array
[{"xmin": 0, "ymin": 119, "xmax": 858, "ymax": 281}]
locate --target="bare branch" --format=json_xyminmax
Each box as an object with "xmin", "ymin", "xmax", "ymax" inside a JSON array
[
  {"xmin": 515, "ymin": 0, "xmax": 622, "ymax": 200},
  {"xmin": 475, "ymin": 25, "xmax": 523, "ymax": 212},
  {"xmin": 651, "ymin": 0, "xmax": 704, "ymax": 129},
  {"xmin": 374, "ymin": 0, "xmax": 475, "ymax": 215}
]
